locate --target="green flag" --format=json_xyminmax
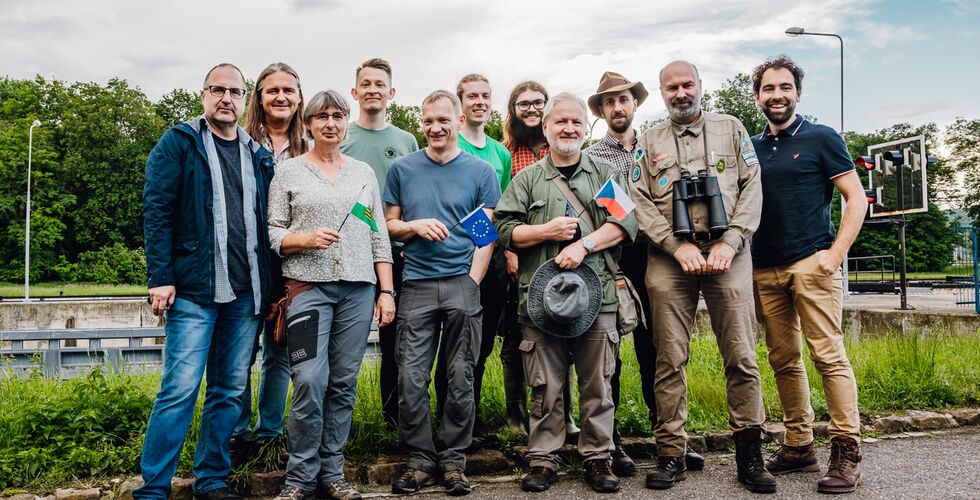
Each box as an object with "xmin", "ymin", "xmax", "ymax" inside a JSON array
[{"xmin": 350, "ymin": 187, "xmax": 378, "ymax": 232}]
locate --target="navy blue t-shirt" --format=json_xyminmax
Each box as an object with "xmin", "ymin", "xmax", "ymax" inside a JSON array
[
  {"xmin": 213, "ymin": 133, "xmax": 250, "ymax": 292},
  {"xmin": 384, "ymin": 149, "xmax": 502, "ymax": 281},
  {"xmin": 751, "ymin": 116, "xmax": 854, "ymax": 268}
]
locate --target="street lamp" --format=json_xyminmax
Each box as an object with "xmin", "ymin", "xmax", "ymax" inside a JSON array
[
  {"xmin": 784, "ymin": 26, "xmax": 844, "ymax": 133},
  {"xmin": 786, "ymin": 26, "xmax": 850, "ymax": 296},
  {"xmin": 25, "ymin": 119, "xmax": 41, "ymax": 303}
]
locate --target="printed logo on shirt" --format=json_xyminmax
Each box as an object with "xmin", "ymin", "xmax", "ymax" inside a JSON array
[
  {"xmin": 385, "ymin": 147, "xmax": 397, "ymax": 159},
  {"xmin": 793, "ymin": 153, "xmax": 800, "ymax": 159}
]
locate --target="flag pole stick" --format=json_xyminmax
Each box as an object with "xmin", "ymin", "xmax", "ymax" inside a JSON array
[
  {"xmin": 337, "ymin": 184, "xmax": 367, "ymax": 232},
  {"xmin": 574, "ymin": 175, "xmax": 614, "ymax": 219},
  {"xmin": 447, "ymin": 203, "xmax": 485, "ymax": 233}
]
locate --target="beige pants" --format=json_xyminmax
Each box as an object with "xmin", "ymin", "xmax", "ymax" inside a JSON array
[
  {"xmin": 753, "ymin": 252, "xmax": 860, "ymax": 445},
  {"xmin": 647, "ymin": 249, "xmax": 766, "ymax": 457},
  {"xmin": 520, "ymin": 313, "xmax": 619, "ymax": 470}
]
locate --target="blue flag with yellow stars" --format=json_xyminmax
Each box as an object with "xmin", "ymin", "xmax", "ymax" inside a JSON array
[{"xmin": 459, "ymin": 203, "xmax": 498, "ymax": 248}]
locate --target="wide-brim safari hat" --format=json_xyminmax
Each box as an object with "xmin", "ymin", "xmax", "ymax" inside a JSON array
[
  {"xmin": 527, "ymin": 260, "xmax": 602, "ymax": 338},
  {"xmin": 587, "ymin": 71, "xmax": 649, "ymax": 117}
]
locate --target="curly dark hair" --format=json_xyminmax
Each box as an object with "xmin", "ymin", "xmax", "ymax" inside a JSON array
[{"xmin": 751, "ymin": 55, "xmax": 804, "ymax": 95}]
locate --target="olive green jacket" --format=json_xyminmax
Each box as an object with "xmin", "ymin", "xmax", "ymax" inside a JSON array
[{"xmin": 494, "ymin": 153, "xmax": 638, "ymax": 326}]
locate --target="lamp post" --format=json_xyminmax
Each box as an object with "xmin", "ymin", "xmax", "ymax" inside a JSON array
[
  {"xmin": 786, "ymin": 26, "xmax": 850, "ymax": 296},
  {"xmin": 25, "ymin": 119, "xmax": 41, "ymax": 303}
]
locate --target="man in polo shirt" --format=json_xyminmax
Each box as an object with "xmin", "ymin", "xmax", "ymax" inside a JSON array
[
  {"xmin": 384, "ymin": 90, "xmax": 500, "ymax": 496},
  {"xmin": 433, "ymin": 73, "xmax": 519, "ymax": 438},
  {"xmin": 750, "ymin": 55, "xmax": 867, "ymax": 494},
  {"xmin": 584, "ymin": 71, "xmax": 705, "ymax": 477},
  {"xmin": 341, "ymin": 58, "xmax": 419, "ymax": 430}
]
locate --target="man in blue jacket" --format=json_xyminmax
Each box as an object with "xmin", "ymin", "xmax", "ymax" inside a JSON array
[{"xmin": 136, "ymin": 63, "xmax": 276, "ymax": 500}]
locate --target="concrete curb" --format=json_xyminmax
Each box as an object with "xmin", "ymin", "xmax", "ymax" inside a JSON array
[{"xmin": 8, "ymin": 407, "xmax": 978, "ymax": 499}]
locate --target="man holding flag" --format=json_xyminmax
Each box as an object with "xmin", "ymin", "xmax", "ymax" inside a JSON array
[
  {"xmin": 494, "ymin": 92, "xmax": 637, "ymax": 494},
  {"xmin": 383, "ymin": 90, "xmax": 500, "ymax": 496}
]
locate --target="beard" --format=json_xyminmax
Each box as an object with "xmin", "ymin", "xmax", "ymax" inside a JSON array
[
  {"xmin": 761, "ymin": 98, "xmax": 797, "ymax": 126},
  {"xmin": 511, "ymin": 117, "xmax": 546, "ymax": 147},
  {"xmin": 609, "ymin": 114, "xmax": 633, "ymax": 134},
  {"xmin": 667, "ymin": 95, "xmax": 701, "ymax": 123},
  {"xmin": 551, "ymin": 137, "xmax": 584, "ymax": 156}
]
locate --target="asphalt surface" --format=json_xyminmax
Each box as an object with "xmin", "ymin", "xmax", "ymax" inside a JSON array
[{"xmin": 359, "ymin": 428, "xmax": 980, "ymax": 500}]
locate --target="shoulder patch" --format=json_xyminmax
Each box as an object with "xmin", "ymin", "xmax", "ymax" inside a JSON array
[
  {"xmin": 739, "ymin": 136, "xmax": 759, "ymax": 167},
  {"xmin": 631, "ymin": 164, "xmax": 642, "ymax": 183},
  {"xmin": 633, "ymin": 146, "xmax": 645, "ymax": 163}
]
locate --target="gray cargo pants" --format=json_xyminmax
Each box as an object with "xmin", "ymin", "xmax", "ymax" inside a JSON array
[
  {"xmin": 283, "ymin": 281, "xmax": 374, "ymax": 491},
  {"xmin": 397, "ymin": 274, "xmax": 482, "ymax": 473}
]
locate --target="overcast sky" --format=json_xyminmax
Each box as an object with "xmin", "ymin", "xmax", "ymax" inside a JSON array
[{"xmin": 2, "ymin": 0, "xmax": 978, "ymax": 137}]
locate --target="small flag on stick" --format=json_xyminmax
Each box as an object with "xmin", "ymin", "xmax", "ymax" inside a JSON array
[
  {"xmin": 593, "ymin": 177, "xmax": 636, "ymax": 221},
  {"xmin": 458, "ymin": 204, "xmax": 498, "ymax": 247},
  {"xmin": 350, "ymin": 186, "xmax": 379, "ymax": 232}
]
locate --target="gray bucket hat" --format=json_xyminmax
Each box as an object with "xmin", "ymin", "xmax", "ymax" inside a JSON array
[{"xmin": 527, "ymin": 260, "xmax": 603, "ymax": 338}]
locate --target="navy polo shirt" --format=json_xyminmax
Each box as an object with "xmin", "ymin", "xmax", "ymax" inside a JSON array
[{"xmin": 751, "ymin": 116, "xmax": 854, "ymax": 268}]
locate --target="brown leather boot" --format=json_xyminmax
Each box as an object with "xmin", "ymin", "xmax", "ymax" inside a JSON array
[
  {"xmin": 818, "ymin": 436, "xmax": 861, "ymax": 494},
  {"xmin": 765, "ymin": 442, "xmax": 820, "ymax": 475}
]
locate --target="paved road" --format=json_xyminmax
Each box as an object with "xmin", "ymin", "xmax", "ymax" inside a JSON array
[{"xmin": 359, "ymin": 428, "xmax": 980, "ymax": 500}]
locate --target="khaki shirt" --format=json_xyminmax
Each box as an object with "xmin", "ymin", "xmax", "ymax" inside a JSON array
[
  {"xmin": 631, "ymin": 111, "xmax": 761, "ymax": 255},
  {"xmin": 494, "ymin": 153, "xmax": 638, "ymax": 325}
]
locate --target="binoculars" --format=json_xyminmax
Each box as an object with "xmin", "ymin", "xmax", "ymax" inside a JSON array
[{"xmin": 672, "ymin": 169, "xmax": 729, "ymax": 240}]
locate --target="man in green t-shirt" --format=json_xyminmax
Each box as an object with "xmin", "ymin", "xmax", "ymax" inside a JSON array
[{"xmin": 340, "ymin": 58, "xmax": 418, "ymax": 430}]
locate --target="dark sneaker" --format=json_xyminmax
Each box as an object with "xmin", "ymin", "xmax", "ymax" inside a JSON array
[
  {"xmin": 194, "ymin": 487, "xmax": 243, "ymax": 500},
  {"xmin": 733, "ymin": 428, "xmax": 778, "ymax": 494},
  {"xmin": 391, "ymin": 467, "xmax": 437, "ymax": 494},
  {"xmin": 521, "ymin": 466, "xmax": 558, "ymax": 492},
  {"xmin": 685, "ymin": 450, "xmax": 706, "ymax": 471},
  {"xmin": 765, "ymin": 442, "xmax": 820, "ymax": 475},
  {"xmin": 321, "ymin": 479, "xmax": 361, "ymax": 500},
  {"xmin": 442, "ymin": 469, "xmax": 472, "ymax": 496},
  {"xmin": 271, "ymin": 485, "xmax": 312, "ymax": 500},
  {"xmin": 646, "ymin": 456, "xmax": 687, "ymax": 490},
  {"xmin": 583, "ymin": 459, "xmax": 620, "ymax": 493},
  {"xmin": 229, "ymin": 435, "xmax": 249, "ymax": 467},
  {"xmin": 817, "ymin": 436, "xmax": 862, "ymax": 494},
  {"xmin": 611, "ymin": 444, "xmax": 636, "ymax": 477}
]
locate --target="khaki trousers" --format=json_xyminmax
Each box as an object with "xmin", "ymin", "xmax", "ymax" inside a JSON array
[
  {"xmin": 647, "ymin": 249, "xmax": 765, "ymax": 457},
  {"xmin": 753, "ymin": 252, "xmax": 860, "ymax": 445},
  {"xmin": 520, "ymin": 313, "xmax": 619, "ymax": 470}
]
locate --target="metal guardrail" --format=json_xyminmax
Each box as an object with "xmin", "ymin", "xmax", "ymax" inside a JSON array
[
  {"xmin": 847, "ymin": 254, "xmax": 898, "ymax": 293},
  {"xmin": 1, "ymin": 327, "xmax": 166, "ymax": 377}
]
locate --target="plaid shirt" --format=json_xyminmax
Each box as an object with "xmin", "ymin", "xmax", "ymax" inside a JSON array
[
  {"xmin": 584, "ymin": 131, "xmax": 639, "ymax": 179},
  {"xmin": 509, "ymin": 144, "xmax": 550, "ymax": 176}
]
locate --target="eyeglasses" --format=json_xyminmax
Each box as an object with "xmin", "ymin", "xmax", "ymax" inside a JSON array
[
  {"xmin": 312, "ymin": 112, "xmax": 347, "ymax": 122},
  {"xmin": 516, "ymin": 99, "xmax": 546, "ymax": 111},
  {"xmin": 206, "ymin": 85, "xmax": 247, "ymax": 99}
]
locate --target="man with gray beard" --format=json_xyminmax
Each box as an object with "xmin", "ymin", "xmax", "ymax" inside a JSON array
[{"xmin": 630, "ymin": 61, "xmax": 774, "ymax": 494}]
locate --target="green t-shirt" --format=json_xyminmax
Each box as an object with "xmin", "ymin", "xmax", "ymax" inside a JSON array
[
  {"xmin": 458, "ymin": 133, "xmax": 512, "ymax": 193},
  {"xmin": 341, "ymin": 122, "xmax": 419, "ymax": 192}
]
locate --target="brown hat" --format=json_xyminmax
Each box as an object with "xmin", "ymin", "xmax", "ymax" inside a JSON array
[{"xmin": 587, "ymin": 71, "xmax": 648, "ymax": 117}]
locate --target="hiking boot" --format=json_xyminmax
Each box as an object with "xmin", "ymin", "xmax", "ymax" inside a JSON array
[
  {"xmin": 391, "ymin": 467, "xmax": 437, "ymax": 494},
  {"xmin": 271, "ymin": 485, "xmax": 312, "ymax": 500},
  {"xmin": 442, "ymin": 470, "xmax": 472, "ymax": 496},
  {"xmin": 685, "ymin": 450, "xmax": 706, "ymax": 471},
  {"xmin": 611, "ymin": 444, "xmax": 636, "ymax": 477},
  {"xmin": 321, "ymin": 479, "xmax": 361, "ymax": 500},
  {"xmin": 734, "ymin": 428, "xmax": 778, "ymax": 494},
  {"xmin": 229, "ymin": 435, "xmax": 249, "ymax": 467},
  {"xmin": 817, "ymin": 436, "xmax": 862, "ymax": 494},
  {"xmin": 645, "ymin": 456, "xmax": 686, "ymax": 490},
  {"xmin": 765, "ymin": 442, "xmax": 820, "ymax": 475},
  {"xmin": 521, "ymin": 466, "xmax": 558, "ymax": 492},
  {"xmin": 583, "ymin": 459, "xmax": 620, "ymax": 493}
]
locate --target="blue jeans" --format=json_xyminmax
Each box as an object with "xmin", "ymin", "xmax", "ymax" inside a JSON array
[
  {"xmin": 234, "ymin": 320, "xmax": 290, "ymax": 440},
  {"xmin": 134, "ymin": 294, "xmax": 259, "ymax": 499}
]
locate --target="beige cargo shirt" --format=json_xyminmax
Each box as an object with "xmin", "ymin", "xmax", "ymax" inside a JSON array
[{"xmin": 631, "ymin": 111, "xmax": 761, "ymax": 255}]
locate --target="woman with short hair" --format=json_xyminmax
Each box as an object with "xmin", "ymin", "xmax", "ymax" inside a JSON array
[{"xmin": 268, "ymin": 90, "xmax": 395, "ymax": 500}]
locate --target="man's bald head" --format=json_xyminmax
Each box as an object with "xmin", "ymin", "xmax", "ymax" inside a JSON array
[{"xmin": 659, "ymin": 60, "xmax": 703, "ymax": 124}]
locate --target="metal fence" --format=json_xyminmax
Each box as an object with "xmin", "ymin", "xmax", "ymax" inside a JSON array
[
  {"xmin": 846, "ymin": 254, "xmax": 898, "ymax": 293},
  {"xmin": 953, "ymin": 226, "xmax": 980, "ymax": 314},
  {"xmin": 1, "ymin": 327, "xmax": 166, "ymax": 377}
]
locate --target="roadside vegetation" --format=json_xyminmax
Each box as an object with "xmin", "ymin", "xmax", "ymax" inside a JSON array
[{"xmin": 2, "ymin": 328, "xmax": 978, "ymax": 491}]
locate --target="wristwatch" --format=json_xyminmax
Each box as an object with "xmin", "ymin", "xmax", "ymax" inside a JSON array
[
  {"xmin": 582, "ymin": 237, "xmax": 596, "ymax": 254},
  {"xmin": 379, "ymin": 289, "xmax": 397, "ymax": 298}
]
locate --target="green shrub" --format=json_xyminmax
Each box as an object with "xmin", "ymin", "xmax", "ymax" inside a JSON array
[{"xmin": 74, "ymin": 243, "xmax": 146, "ymax": 285}]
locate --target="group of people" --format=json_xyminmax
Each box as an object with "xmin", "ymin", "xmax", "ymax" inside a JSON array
[{"xmin": 136, "ymin": 54, "xmax": 867, "ymax": 500}]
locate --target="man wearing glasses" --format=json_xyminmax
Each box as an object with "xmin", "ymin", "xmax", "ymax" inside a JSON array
[
  {"xmin": 503, "ymin": 81, "xmax": 550, "ymax": 175},
  {"xmin": 137, "ymin": 63, "xmax": 277, "ymax": 500}
]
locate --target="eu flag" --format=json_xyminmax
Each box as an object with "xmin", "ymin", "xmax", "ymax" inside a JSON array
[{"xmin": 459, "ymin": 204, "xmax": 498, "ymax": 248}]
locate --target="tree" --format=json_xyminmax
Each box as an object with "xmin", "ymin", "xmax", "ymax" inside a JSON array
[
  {"xmin": 945, "ymin": 118, "xmax": 980, "ymax": 223},
  {"xmin": 155, "ymin": 88, "xmax": 203, "ymax": 126},
  {"xmin": 705, "ymin": 73, "xmax": 767, "ymax": 136},
  {"xmin": 386, "ymin": 102, "xmax": 425, "ymax": 148}
]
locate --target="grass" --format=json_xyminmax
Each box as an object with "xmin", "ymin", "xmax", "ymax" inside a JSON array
[
  {"xmin": 0, "ymin": 282, "xmax": 147, "ymax": 298},
  {"xmin": 1, "ymin": 327, "xmax": 979, "ymax": 491}
]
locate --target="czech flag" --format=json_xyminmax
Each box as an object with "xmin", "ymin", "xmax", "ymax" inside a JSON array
[{"xmin": 593, "ymin": 177, "xmax": 636, "ymax": 221}]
